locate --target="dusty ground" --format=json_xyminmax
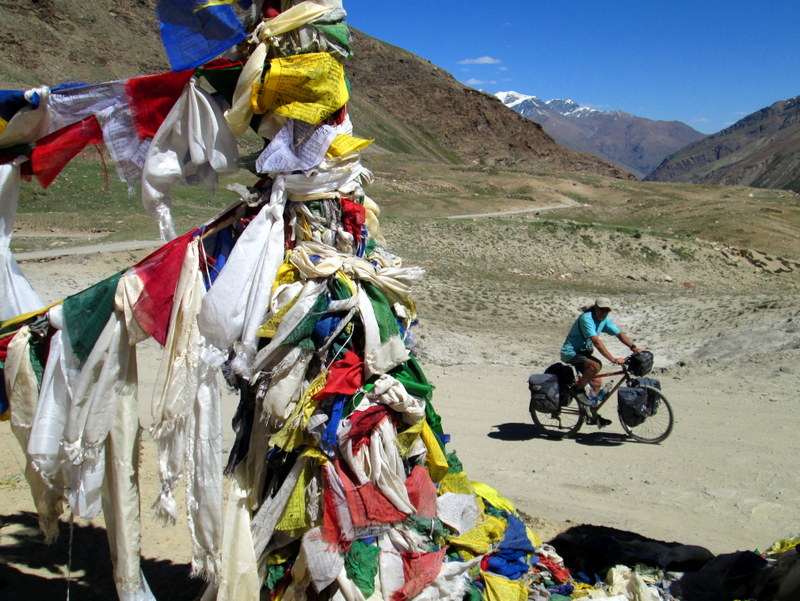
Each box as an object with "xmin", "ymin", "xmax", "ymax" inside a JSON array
[{"xmin": 1, "ymin": 221, "xmax": 799, "ymax": 598}]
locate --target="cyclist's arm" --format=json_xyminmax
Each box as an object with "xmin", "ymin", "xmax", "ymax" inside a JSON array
[
  {"xmin": 617, "ymin": 332, "xmax": 643, "ymax": 354},
  {"xmin": 589, "ymin": 335, "xmax": 624, "ymax": 364}
]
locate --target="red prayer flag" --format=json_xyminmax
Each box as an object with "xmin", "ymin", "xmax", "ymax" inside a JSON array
[
  {"xmin": 334, "ymin": 460, "xmax": 407, "ymax": 527},
  {"xmin": 125, "ymin": 69, "xmax": 195, "ymax": 140},
  {"xmin": 392, "ymin": 549, "xmax": 447, "ymax": 601},
  {"xmin": 30, "ymin": 116, "xmax": 103, "ymax": 188},
  {"xmin": 131, "ymin": 231, "xmax": 195, "ymax": 345},
  {"xmin": 405, "ymin": 465, "xmax": 438, "ymax": 519},
  {"xmin": 341, "ymin": 404, "xmax": 392, "ymax": 454},
  {"xmin": 0, "ymin": 331, "xmax": 15, "ymax": 364},
  {"xmin": 313, "ymin": 350, "xmax": 364, "ymax": 399},
  {"xmin": 340, "ymin": 199, "xmax": 366, "ymax": 243}
]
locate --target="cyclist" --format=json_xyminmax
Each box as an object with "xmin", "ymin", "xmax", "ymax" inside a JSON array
[{"xmin": 560, "ymin": 297, "xmax": 643, "ymax": 426}]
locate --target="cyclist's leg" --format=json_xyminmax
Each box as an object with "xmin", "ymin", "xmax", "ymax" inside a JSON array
[{"xmin": 569, "ymin": 353, "xmax": 601, "ymax": 392}]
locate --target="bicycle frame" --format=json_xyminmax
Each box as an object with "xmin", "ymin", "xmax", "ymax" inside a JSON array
[{"xmin": 587, "ymin": 367, "xmax": 631, "ymax": 411}]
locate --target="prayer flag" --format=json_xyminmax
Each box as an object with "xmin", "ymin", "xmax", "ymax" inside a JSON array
[{"xmin": 157, "ymin": 0, "xmax": 247, "ymax": 72}]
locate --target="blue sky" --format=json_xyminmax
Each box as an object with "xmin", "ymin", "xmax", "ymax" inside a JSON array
[{"xmin": 343, "ymin": 1, "xmax": 799, "ymax": 134}]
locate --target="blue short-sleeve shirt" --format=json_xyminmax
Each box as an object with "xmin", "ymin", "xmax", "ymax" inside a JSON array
[{"xmin": 560, "ymin": 311, "xmax": 621, "ymax": 361}]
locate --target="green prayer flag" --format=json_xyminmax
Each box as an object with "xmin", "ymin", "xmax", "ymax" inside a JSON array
[
  {"xmin": 344, "ymin": 540, "xmax": 380, "ymax": 596},
  {"xmin": 62, "ymin": 270, "xmax": 124, "ymax": 364}
]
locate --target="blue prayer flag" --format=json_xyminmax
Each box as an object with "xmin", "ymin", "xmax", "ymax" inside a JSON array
[{"xmin": 156, "ymin": 0, "xmax": 247, "ymax": 72}]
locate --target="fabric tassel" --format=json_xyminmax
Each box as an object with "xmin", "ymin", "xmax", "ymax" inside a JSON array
[{"xmin": 6, "ymin": 325, "xmax": 64, "ymax": 541}]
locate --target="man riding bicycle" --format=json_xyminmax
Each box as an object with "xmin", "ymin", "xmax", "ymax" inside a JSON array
[{"xmin": 560, "ymin": 297, "xmax": 643, "ymax": 426}]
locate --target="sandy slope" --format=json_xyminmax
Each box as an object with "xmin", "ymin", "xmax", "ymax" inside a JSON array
[{"xmin": 2, "ymin": 242, "xmax": 799, "ymax": 597}]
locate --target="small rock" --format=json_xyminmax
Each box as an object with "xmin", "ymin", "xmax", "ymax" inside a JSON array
[{"xmin": 778, "ymin": 366, "xmax": 792, "ymax": 374}]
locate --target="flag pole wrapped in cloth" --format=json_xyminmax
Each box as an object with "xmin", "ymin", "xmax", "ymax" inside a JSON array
[
  {"xmin": 193, "ymin": 2, "xmax": 572, "ymax": 601},
  {"xmin": 1, "ymin": 2, "xmax": 683, "ymax": 600}
]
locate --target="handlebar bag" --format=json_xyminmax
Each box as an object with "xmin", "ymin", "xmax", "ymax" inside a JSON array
[
  {"xmin": 628, "ymin": 351, "xmax": 654, "ymax": 376},
  {"xmin": 528, "ymin": 373, "xmax": 560, "ymax": 413}
]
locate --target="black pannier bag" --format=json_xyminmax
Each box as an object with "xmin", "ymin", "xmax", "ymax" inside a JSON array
[
  {"xmin": 631, "ymin": 377, "xmax": 661, "ymax": 416},
  {"xmin": 544, "ymin": 362, "xmax": 575, "ymax": 406},
  {"xmin": 628, "ymin": 351, "xmax": 654, "ymax": 376},
  {"xmin": 618, "ymin": 386, "xmax": 648, "ymax": 427},
  {"xmin": 631, "ymin": 377, "xmax": 660, "ymax": 390},
  {"xmin": 528, "ymin": 373, "xmax": 560, "ymax": 413}
]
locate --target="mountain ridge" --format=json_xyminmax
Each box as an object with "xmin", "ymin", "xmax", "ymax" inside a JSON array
[
  {"xmin": 645, "ymin": 96, "xmax": 800, "ymax": 192},
  {"xmin": 496, "ymin": 91, "xmax": 705, "ymax": 179}
]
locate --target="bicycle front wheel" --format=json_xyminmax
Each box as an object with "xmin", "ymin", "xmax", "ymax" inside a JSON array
[
  {"xmin": 531, "ymin": 405, "xmax": 584, "ymax": 439},
  {"xmin": 618, "ymin": 386, "xmax": 673, "ymax": 443}
]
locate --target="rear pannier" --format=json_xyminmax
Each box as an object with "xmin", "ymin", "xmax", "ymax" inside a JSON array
[{"xmin": 528, "ymin": 373, "xmax": 560, "ymax": 413}]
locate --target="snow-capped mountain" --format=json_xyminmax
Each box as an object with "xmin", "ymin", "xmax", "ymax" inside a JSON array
[{"xmin": 496, "ymin": 91, "xmax": 704, "ymax": 178}]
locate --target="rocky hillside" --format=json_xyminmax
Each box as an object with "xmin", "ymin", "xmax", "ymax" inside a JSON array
[
  {"xmin": 645, "ymin": 96, "xmax": 800, "ymax": 192},
  {"xmin": 0, "ymin": 1, "xmax": 632, "ymax": 181},
  {"xmin": 497, "ymin": 92, "xmax": 704, "ymax": 179},
  {"xmin": 0, "ymin": 1, "xmax": 165, "ymax": 88}
]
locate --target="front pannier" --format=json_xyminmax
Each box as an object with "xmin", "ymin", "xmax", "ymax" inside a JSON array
[
  {"xmin": 618, "ymin": 386, "xmax": 648, "ymax": 427},
  {"xmin": 631, "ymin": 377, "xmax": 660, "ymax": 390},
  {"xmin": 528, "ymin": 373, "xmax": 560, "ymax": 413}
]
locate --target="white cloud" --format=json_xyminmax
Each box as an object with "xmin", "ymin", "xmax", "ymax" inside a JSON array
[
  {"xmin": 458, "ymin": 56, "xmax": 502, "ymax": 65},
  {"xmin": 465, "ymin": 78, "xmax": 496, "ymax": 85},
  {"xmin": 498, "ymin": 66, "xmax": 509, "ymax": 71}
]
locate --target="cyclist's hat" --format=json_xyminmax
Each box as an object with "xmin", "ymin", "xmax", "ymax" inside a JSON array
[{"xmin": 594, "ymin": 297, "xmax": 612, "ymax": 310}]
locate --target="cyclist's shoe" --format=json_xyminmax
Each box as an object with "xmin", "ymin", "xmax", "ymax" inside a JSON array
[{"xmin": 596, "ymin": 415, "xmax": 613, "ymax": 428}]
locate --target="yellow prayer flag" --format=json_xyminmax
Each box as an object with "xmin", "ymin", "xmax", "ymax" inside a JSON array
[
  {"xmin": 437, "ymin": 471, "xmax": 473, "ymax": 495},
  {"xmin": 257, "ymin": 264, "xmax": 301, "ymax": 338},
  {"xmin": 526, "ymin": 525, "xmax": 542, "ymax": 549},
  {"xmin": 472, "ymin": 481, "xmax": 516, "ymax": 513},
  {"xmin": 335, "ymin": 271, "xmax": 357, "ymax": 297},
  {"xmin": 269, "ymin": 370, "xmax": 328, "ymax": 451},
  {"xmin": 482, "ymin": 571, "xmax": 528, "ymax": 601},
  {"xmin": 276, "ymin": 461, "xmax": 314, "ymax": 532},
  {"xmin": 448, "ymin": 515, "xmax": 505, "ymax": 555},
  {"xmin": 0, "ymin": 301, "xmax": 61, "ymax": 331},
  {"xmin": 257, "ymin": 296, "xmax": 297, "ymax": 338},
  {"xmin": 326, "ymin": 134, "xmax": 373, "ymax": 157},
  {"xmin": 421, "ymin": 420, "xmax": 449, "ymax": 483},
  {"xmin": 273, "ymin": 261, "xmax": 301, "ymax": 292},
  {"xmin": 251, "ymin": 53, "xmax": 348, "ymax": 125},
  {"xmin": 395, "ymin": 420, "xmax": 424, "ymax": 457}
]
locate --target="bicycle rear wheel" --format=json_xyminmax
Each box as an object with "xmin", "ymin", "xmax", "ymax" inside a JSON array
[
  {"xmin": 531, "ymin": 405, "xmax": 584, "ymax": 439},
  {"xmin": 618, "ymin": 386, "xmax": 673, "ymax": 443}
]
